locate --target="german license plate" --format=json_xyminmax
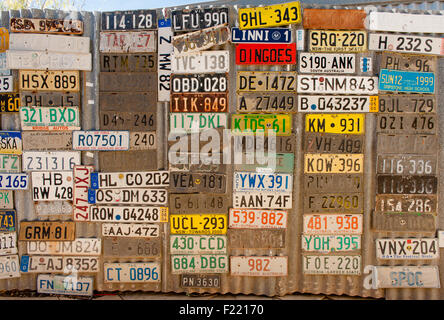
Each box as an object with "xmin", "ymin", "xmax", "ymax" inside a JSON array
[
  {"xmin": 169, "ymin": 172, "xmax": 226, "ymax": 193},
  {"xmin": 102, "ymin": 223, "xmax": 159, "ymax": 238},
  {"xmin": 0, "ymin": 232, "xmax": 17, "ymax": 255},
  {"xmin": 299, "ymin": 95, "xmax": 378, "ymax": 112},
  {"xmin": 0, "ymin": 93, "xmax": 19, "ymax": 113},
  {"xmin": 99, "ymin": 150, "xmax": 158, "ymax": 172},
  {"xmin": 233, "ymin": 192, "xmax": 292, "ymax": 209},
  {"xmin": 31, "ymin": 171, "xmax": 73, "ymax": 201},
  {"xmin": 302, "ymin": 235, "xmax": 361, "ymax": 253},
  {"xmin": 73, "ymin": 131, "xmax": 129, "ymax": 151},
  {"xmin": 0, "ymin": 76, "xmax": 12, "ymax": 92},
  {"xmin": 100, "ymin": 112, "xmax": 156, "ymax": 131},
  {"xmin": 19, "ymin": 221, "xmax": 75, "ymax": 241},
  {"xmin": 0, "ymin": 131, "xmax": 22, "ymax": 155},
  {"xmin": 10, "ymin": 17, "xmax": 83, "ymax": 34},
  {"xmin": 101, "ymin": 10, "xmax": 157, "ymax": 30},
  {"xmin": 22, "ymin": 151, "xmax": 80, "ymax": 171},
  {"xmin": 90, "ymin": 171, "xmax": 169, "ymax": 189},
  {"xmin": 73, "ymin": 166, "xmax": 93, "ymax": 222},
  {"xmin": 304, "ymin": 133, "xmax": 364, "ymax": 153},
  {"xmin": 309, "ymin": 30, "xmax": 367, "ymax": 53},
  {"xmin": 170, "ymin": 93, "xmax": 228, "ymax": 112},
  {"xmin": 236, "ymin": 71, "xmax": 296, "ymax": 92},
  {"xmin": 170, "ymin": 235, "xmax": 227, "ymax": 254},
  {"xmin": 172, "ymin": 74, "xmax": 228, "ymax": 93},
  {"xmin": 238, "ymin": 1, "xmax": 301, "ymax": 29},
  {"xmin": 372, "ymin": 211, "xmax": 435, "ymax": 232},
  {"xmin": 299, "ymin": 53, "xmax": 356, "ymax": 74},
  {"xmin": 379, "ymin": 94, "xmax": 435, "ymax": 113},
  {"xmin": 303, "ymin": 255, "xmax": 361, "ymax": 275},
  {"xmin": 377, "ymin": 134, "xmax": 437, "ymax": 154},
  {"xmin": 369, "ymin": 266, "xmax": 440, "ymax": 288},
  {"xmin": 19, "ymin": 70, "xmax": 79, "ymax": 91},
  {"xmin": 171, "ymin": 254, "xmax": 228, "ymax": 274},
  {"xmin": 303, "ymin": 213, "xmax": 363, "ymax": 234},
  {"xmin": 235, "ymin": 135, "xmax": 296, "ymax": 153},
  {"xmin": 233, "ymin": 172, "xmax": 292, "ymax": 193},
  {"xmin": 171, "ymin": 7, "xmax": 228, "ymax": 31},
  {"xmin": 20, "ymin": 255, "xmax": 99, "ymax": 273},
  {"xmin": 22, "ymin": 132, "xmax": 72, "ymax": 151},
  {"xmin": 100, "ymin": 53, "xmax": 156, "ymax": 72},
  {"xmin": 379, "ymin": 69, "xmax": 435, "ymax": 93},
  {"xmin": 99, "ymin": 31, "xmax": 156, "ymax": 53},
  {"xmin": 305, "ymin": 114, "xmax": 364, "ymax": 134},
  {"xmin": 181, "ymin": 274, "xmax": 220, "ymax": 288},
  {"xmin": 377, "ymin": 155, "xmax": 436, "ymax": 175},
  {"xmin": 89, "ymin": 188, "xmax": 167, "ymax": 205},
  {"xmin": 369, "ymin": 33, "xmax": 444, "ymax": 55},
  {"xmin": 234, "ymin": 152, "xmax": 294, "ymax": 173},
  {"xmin": 0, "ymin": 154, "xmax": 21, "ymax": 173},
  {"xmin": 104, "ymin": 262, "xmax": 160, "ymax": 283},
  {"xmin": 376, "ymin": 238, "xmax": 438, "ymax": 260},
  {"xmin": 375, "ymin": 194, "xmax": 436, "ymax": 214},
  {"xmin": 99, "ymin": 72, "xmax": 157, "ymax": 92},
  {"xmin": 229, "ymin": 208, "xmax": 287, "ymax": 229},
  {"xmin": 231, "ymin": 114, "xmax": 292, "ymax": 136},
  {"xmin": 230, "ymin": 256, "xmax": 288, "ymax": 276},
  {"xmin": 170, "ymin": 214, "xmax": 227, "ymax": 235},
  {"xmin": 0, "ymin": 191, "xmax": 13, "ymax": 209},
  {"xmin": 172, "ymin": 51, "xmax": 229, "ymax": 74},
  {"xmin": 298, "ymin": 75, "xmax": 378, "ymax": 94},
  {"xmin": 237, "ymin": 93, "xmax": 296, "ymax": 112},
  {"xmin": 169, "ymin": 194, "xmax": 228, "ymax": 214},
  {"xmin": 0, "ymin": 174, "xmax": 28, "ymax": 190},
  {"xmin": 35, "ymin": 201, "xmax": 72, "ymax": 216},
  {"xmin": 377, "ymin": 175, "xmax": 437, "ymax": 194},
  {"xmin": 231, "ymin": 27, "xmax": 292, "ymax": 43},
  {"xmin": 305, "ymin": 193, "xmax": 363, "ymax": 213},
  {"xmin": 90, "ymin": 206, "xmax": 168, "ymax": 223},
  {"xmin": 170, "ymin": 113, "xmax": 227, "ymax": 133},
  {"xmin": 0, "ymin": 210, "xmax": 15, "ymax": 232},
  {"xmin": 0, "ymin": 255, "xmax": 19, "ymax": 279},
  {"xmin": 20, "ymin": 106, "xmax": 80, "ymax": 131},
  {"xmin": 304, "ymin": 153, "xmax": 363, "ymax": 173},
  {"xmin": 236, "ymin": 43, "xmax": 297, "ymax": 65},
  {"xmin": 20, "ymin": 91, "xmax": 80, "ymax": 107},
  {"xmin": 27, "ymin": 238, "xmax": 101, "ymax": 256},
  {"xmin": 228, "ymin": 229, "xmax": 285, "ymax": 249},
  {"xmin": 100, "ymin": 92, "xmax": 157, "ymax": 112},
  {"xmin": 103, "ymin": 238, "xmax": 161, "ymax": 258},
  {"xmin": 380, "ymin": 52, "xmax": 437, "ymax": 73},
  {"xmin": 37, "ymin": 274, "xmax": 93, "ymax": 297},
  {"xmin": 130, "ymin": 132, "xmax": 156, "ymax": 150},
  {"xmin": 6, "ymin": 50, "xmax": 91, "ymax": 70},
  {"xmin": 9, "ymin": 33, "xmax": 89, "ymax": 53}
]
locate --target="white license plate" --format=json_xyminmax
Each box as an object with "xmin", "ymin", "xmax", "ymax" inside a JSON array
[
  {"xmin": 0, "ymin": 191, "xmax": 13, "ymax": 209},
  {"xmin": 99, "ymin": 31, "xmax": 156, "ymax": 53},
  {"xmin": 158, "ymin": 19, "xmax": 173, "ymax": 102},
  {"xmin": 369, "ymin": 33, "xmax": 443, "ymax": 55},
  {"xmin": 170, "ymin": 235, "xmax": 227, "ymax": 254},
  {"xmin": 104, "ymin": 262, "xmax": 161, "ymax": 283},
  {"xmin": 370, "ymin": 266, "xmax": 440, "ymax": 288},
  {"xmin": 172, "ymin": 51, "xmax": 229, "ymax": 73},
  {"xmin": 0, "ymin": 155, "xmax": 20, "ymax": 173},
  {"xmin": 35, "ymin": 201, "xmax": 73, "ymax": 216},
  {"xmin": 229, "ymin": 208, "xmax": 287, "ymax": 229},
  {"xmin": 0, "ymin": 232, "xmax": 17, "ymax": 255},
  {"xmin": 230, "ymin": 256, "xmax": 287, "ymax": 276},
  {"xmin": 37, "ymin": 274, "xmax": 93, "ymax": 297},
  {"xmin": 302, "ymin": 235, "xmax": 361, "ymax": 253},
  {"xmin": 299, "ymin": 53, "xmax": 356, "ymax": 74},
  {"xmin": 20, "ymin": 255, "xmax": 99, "ymax": 273},
  {"xmin": 22, "ymin": 151, "xmax": 80, "ymax": 171},
  {"xmin": 169, "ymin": 113, "xmax": 227, "ymax": 133},
  {"xmin": 0, "ymin": 52, "xmax": 10, "ymax": 75},
  {"xmin": 298, "ymin": 75, "xmax": 378, "ymax": 94},
  {"xmin": 73, "ymin": 131, "xmax": 129, "ymax": 151},
  {"xmin": 303, "ymin": 255, "xmax": 361, "ymax": 275},
  {"xmin": 73, "ymin": 166, "xmax": 93, "ymax": 222},
  {"xmin": 233, "ymin": 172, "xmax": 293, "ymax": 193},
  {"xmin": 0, "ymin": 173, "xmax": 29, "ymax": 190},
  {"xmin": 9, "ymin": 33, "xmax": 90, "ymax": 53},
  {"xmin": 102, "ymin": 223, "xmax": 159, "ymax": 237},
  {"xmin": 90, "ymin": 206, "xmax": 168, "ymax": 223},
  {"xmin": 171, "ymin": 254, "xmax": 228, "ymax": 274},
  {"xmin": 20, "ymin": 106, "xmax": 81, "ymax": 130},
  {"xmin": 6, "ymin": 50, "xmax": 91, "ymax": 71},
  {"xmin": 298, "ymin": 95, "xmax": 378, "ymax": 113},
  {"xmin": 0, "ymin": 255, "xmax": 20, "ymax": 279},
  {"xmin": 376, "ymin": 238, "xmax": 439, "ymax": 260},
  {"xmin": 89, "ymin": 188, "xmax": 167, "ymax": 205},
  {"xmin": 233, "ymin": 191, "xmax": 292, "ymax": 209},
  {"xmin": 90, "ymin": 171, "xmax": 169, "ymax": 189},
  {"xmin": 303, "ymin": 214, "xmax": 363, "ymax": 235},
  {"xmin": 31, "ymin": 171, "xmax": 73, "ymax": 201},
  {"xmin": 368, "ymin": 12, "xmax": 444, "ymax": 34},
  {"xmin": 27, "ymin": 238, "xmax": 101, "ymax": 256},
  {"xmin": 0, "ymin": 75, "xmax": 13, "ymax": 92}
]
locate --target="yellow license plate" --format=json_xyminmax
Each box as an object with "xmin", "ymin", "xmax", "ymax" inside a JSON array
[
  {"xmin": 304, "ymin": 154, "xmax": 364, "ymax": 174},
  {"xmin": 19, "ymin": 70, "xmax": 80, "ymax": 92},
  {"xmin": 305, "ymin": 114, "xmax": 364, "ymax": 135},
  {"xmin": 238, "ymin": 1, "xmax": 302, "ymax": 30},
  {"xmin": 0, "ymin": 28, "xmax": 8, "ymax": 52},
  {"xmin": 170, "ymin": 214, "xmax": 227, "ymax": 235},
  {"xmin": 231, "ymin": 114, "xmax": 292, "ymax": 136},
  {"xmin": 309, "ymin": 30, "xmax": 367, "ymax": 53}
]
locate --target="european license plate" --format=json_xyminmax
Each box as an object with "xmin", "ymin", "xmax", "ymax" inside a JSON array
[
  {"xmin": 171, "ymin": 7, "xmax": 228, "ymax": 32},
  {"xmin": 377, "ymin": 175, "xmax": 437, "ymax": 194},
  {"xmin": 99, "ymin": 72, "xmax": 157, "ymax": 92},
  {"xmin": 9, "ymin": 17, "xmax": 83, "ymax": 34},
  {"xmin": 303, "ymin": 213, "xmax": 363, "ymax": 234},
  {"xmin": 235, "ymin": 43, "xmax": 297, "ymax": 65},
  {"xmin": 303, "ymin": 255, "xmax": 361, "ymax": 275},
  {"xmin": 238, "ymin": 1, "xmax": 301, "ymax": 29},
  {"xmin": 309, "ymin": 30, "xmax": 367, "ymax": 52},
  {"xmin": 236, "ymin": 71, "xmax": 296, "ymax": 92},
  {"xmin": 35, "ymin": 201, "xmax": 72, "ymax": 216},
  {"xmin": 170, "ymin": 113, "xmax": 227, "ymax": 133},
  {"xmin": 170, "ymin": 214, "xmax": 227, "ymax": 235},
  {"xmin": 73, "ymin": 166, "xmax": 93, "ymax": 222},
  {"xmin": 169, "ymin": 194, "xmax": 229, "ymax": 214},
  {"xmin": 0, "ymin": 154, "xmax": 20, "ymax": 172},
  {"xmin": 19, "ymin": 221, "xmax": 75, "ymax": 241},
  {"xmin": 233, "ymin": 191, "xmax": 292, "ymax": 209},
  {"xmin": 0, "ymin": 210, "xmax": 15, "ymax": 232},
  {"xmin": 0, "ymin": 93, "xmax": 19, "ymax": 113},
  {"xmin": 31, "ymin": 171, "xmax": 73, "ymax": 201},
  {"xmin": 103, "ymin": 238, "xmax": 161, "ymax": 258},
  {"xmin": 379, "ymin": 69, "xmax": 435, "ymax": 93},
  {"xmin": 369, "ymin": 33, "xmax": 444, "ymax": 55},
  {"xmin": 22, "ymin": 132, "xmax": 73, "ymax": 151},
  {"xmin": 37, "ymin": 274, "xmax": 93, "ymax": 297},
  {"xmin": 6, "ymin": 50, "xmax": 91, "ymax": 71},
  {"xmin": 231, "ymin": 114, "xmax": 292, "ymax": 136},
  {"xmin": 171, "ymin": 74, "xmax": 228, "ymax": 93},
  {"xmin": 304, "ymin": 153, "xmax": 363, "ymax": 173},
  {"xmin": 234, "ymin": 152, "xmax": 294, "ymax": 173},
  {"xmin": 377, "ymin": 134, "xmax": 437, "ymax": 154},
  {"xmin": 0, "ymin": 191, "xmax": 13, "ymax": 209},
  {"xmin": 237, "ymin": 93, "xmax": 296, "ymax": 113},
  {"xmin": 171, "ymin": 254, "xmax": 228, "ymax": 274},
  {"xmin": 0, "ymin": 174, "xmax": 28, "ymax": 190},
  {"xmin": 172, "ymin": 51, "xmax": 229, "ymax": 74},
  {"xmin": 20, "ymin": 255, "xmax": 99, "ymax": 273},
  {"xmin": 104, "ymin": 262, "xmax": 161, "ymax": 283},
  {"xmin": 170, "ymin": 93, "xmax": 228, "ymax": 112},
  {"xmin": 369, "ymin": 266, "xmax": 440, "ymax": 288},
  {"xmin": 231, "ymin": 27, "xmax": 292, "ymax": 43},
  {"xmin": 73, "ymin": 131, "xmax": 129, "ymax": 151},
  {"xmin": 375, "ymin": 194, "xmax": 436, "ymax": 214},
  {"xmin": 0, "ymin": 76, "xmax": 13, "ymax": 92},
  {"xmin": 0, "ymin": 131, "xmax": 22, "ymax": 155},
  {"xmin": 181, "ymin": 274, "xmax": 220, "ymax": 288},
  {"xmin": 299, "ymin": 53, "xmax": 356, "ymax": 74},
  {"xmin": 229, "ymin": 208, "xmax": 287, "ymax": 229},
  {"xmin": 19, "ymin": 70, "xmax": 79, "ymax": 91},
  {"xmin": 99, "ymin": 31, "xmax": 156, "ymax": 53},
  {"xmin": 377, "ymin": 155, "xmax": 436, "ymax": 175},
  {"xmin": 380, "ymin": 52, "xmax": 437, "ymax": 73},
  {"xmin": 376, "ymin": 238, "xmax": 438, "ymax": 260},
  {"xmin": 0, "ymin": 232, "xmax": 17, "ymax": 255},
  {"xmin": 20, "ymin": 91, "xmax": 80, "ymax": 107},
  {"xmin": 233, "ymin": 171, "xmax": 292, "ymax": 193},
  {"xmin": 89, "ymin": 188, "xmax": 167, "ymax": 205},
  {"xmin": 304, "ymin": 133, "xmax": 364, "ymax": 153},
  {"xmin": 90, "ymin": 171, "xmax": 169, "ymax": 189},
  {"xmin": 100, "ymin": 112, "xmax": 156, "ymax": 131},
  {"xmin": 101, "ymin": 10, "xmax": 157, "ymax": 30},
  {"xmin": 170, "ymin": 235, "xmax": 227, "ymax": 254},
  {"xmin": 100, "ymin": 53, "xmax": 156, "ymax": 72},
  {"xmin": 298, "ymin": 75, "xmax": 378, "ymax": 94},
  {"xmin": 22, "ymin": 151, "xmax": 80, "ymax": 171},
  {"xmin": 9, "ymin": 33, "xmax": 89, "ymax": 53},
  {"xmin": 373, "ymin": 212, "xmax": 435, "ymax": 232},
  {"xmin": 302, "ymin": 235, "xmax": 361, "ymax": 253},
  {"xmin": 299, "ymin": 95, "xmax": 378, "ymax": 112},
  {"xmin": 305, "ymin": 114, "xmax": 364, "ymax": 134},
  {"xmin": 102, "ymin": 223, "xmax": 159, "ymax": 238},
  {"xmin": 0, "ymin": 255, "xmax": 20, "ymax": 279},
  {"xmin": 304, "ymin": 193, "xmax": 363, "ymax": 213},
  {"xmin": 228, "ymin": 229, "xmax": 285, "ymax": 249},
  {"xmin": 90, "ymin": 206, "xmax": 168, "ymax": 223},
  {"xmin": 20, "ymin": 106, "xmax": 80, "ymax": 131},
  {"xmin": 27, "ymin": 238, "xmax": 101, "ymax": 256},
  {"xmin": 379, "ymin": 94, "xmax": 435, "ymax": 113},
  {"xmin": 169, "ymin": 172, "xmax": 226, "ymax": 193},
  {"xmin": 230, "ymin": 256, "xmax": 288, "ymax": 276}
]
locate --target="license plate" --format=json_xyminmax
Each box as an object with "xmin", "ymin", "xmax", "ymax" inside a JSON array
[
  {"xmin": 73, "ymin": 131, "xmax": 129, "ymax": 151},
  {"xmin": 307, "ymin": 173, "xmax": 363, "ymax": 193},
  {"xmin": 19, "ymin": 70, "xmax": 79, "ymax": 91},
  {"xmin": 305, "ymin": 114, "xmax": 364, "ymax": 134},
  {"xmin": 298, "ymin": 75, "xmax": 378, "ymax": 94},
  {"xmin": 304, "ymin": 133, "xmax": 364, "ymax": 154},
  {"xmin": 101, "ymin": 10, "xmax": 157, "ymax": 30},
  {"xmin": 377, "ymin": 134, "xmax": 437, "ymax": 154},
  {"xmin": 173, "ymin": 24, "xmax": 230, "ymax": 56},
  {"xmin": 368, "ymin": 11, "xmax": 444, "ymax": 34},
  {"xmin": 303, "ymin": 255, "xmax": 361, "ymax": 275},
  {"xmin": 9, "ymin": 33, "xmax": 89, "ymax": 53},
  {"xmin": 230, "ymin": 256, "xmax": 288, "ymax": 276},
  {"xmin": 304, "ymin": 154, "xmax": 363, "ymax": 173},
  {"xmin": 90, "ymin": 206, "xmax": 168, "ymax": 223},
  {"xmin": 0, "ymin": 210, "xmax": 15, "ymax": 232},
  {"xmin": 170, "ymin": 214, "xmax": 227, "ymax": 235},
  {"xmin": 20, "ymin": 106, "xmax": 80, "ymax": 131},
  {"xmin": 158, "ymin": 18, "xmax": 173, "ymax": 102},
  {"xmin": 239, "ymin": 1, "xmax": 301, "ymax": 29},
  {"xmin": 299, "ymin": 52, "xmax": 357, "ymax": 74},
  {"xmin": 171, "ymin": 7, "xmax": 228, "ymax": 32},
  {"xmin": 130, "ymin": 132, "xmax": 156, "ymax": 150},
  {"xmin": 6, "ymin": 50, "xmax": 91, "ymax": 71},
  {"xmin": 309, "ymin": 30, "xmax": 367, "ymax": 53},
  {"xmin": 299, "ymin": 95, "xmax": 378, "ymax": 113},
  {"xmin": 303, "ymin": 213, "xmax": 363, "ymax": 234},
  {"xmin": 100, "ymin": 112, "xmax": 156, "ymax": 131},
  {"xmin": 236, "ymin": 43, "xmax": 297, "ymax": 65},
  {"xmin": 375, "ymin": 194, "xmax": 436, "ymax": 214},
  {"xmin": 305, "ymin": 193, "xmax": 363, "ymax": 213},
  {"xmin": 377, "ymin": 175, "xmax": 437, "ymax": 194},
  {"xmin": 376, "ymin": 238, "xmax": 438, "ymax": 260},
  {"xmin": 379, "ymin": 69, "xmax": 435, "ymax": 93},
  {"xmin": 228, "ymin": 229, "xmax": 285, "ymax": 249},
  {"xmin": 231, "ymin": 27, "xmax": 292, "ymax": 43},
  {"xmin": 170, "ymin": 235, "xmax": 227, "ymax": 254},
  {"xmin": 99, "ymin": 31, "xmax": 156, "ymax": 53},
  {"xmin": 0, "ymin": 52, "xmax": 8, "ymax": 75},
  {"xmin": 99, "ymin": 72, "xmax": 157, "ymax": 92},
  {"xmin": 380, "ymin": 52, "xmax": 437, "ymax": 73},
  {"xmin": 100, "ymin": 53, "xmax": 156, "ymax": 72},
  {"xmin": 23, "ymin": 131, "xmax": 72, "ymax": 151},
  {"xmin": 170, "ymin": 93, "xmax": 228, "ymax": 112},
  {"xmin": 302, "ymin": 235, "xmax": 361, "ymax": 253},
  {"xmin": 0, "ymin": 232, "xmax": 17, "ymax": 255},
  {"xmin": 0, "ymin": 155, "xmax": 20, "ymax": 172},
  {"xmin": 236, "ymin": 71, "xmax": 297, "ymax": 92},
  {"xmin": 181, "ymin": 274, "xmax": 220, "ymax": 288},
  {"xmin": 22, "ymin": 151, "xmax": 80, "ymax": 171},
  {"xmin": 0, "ymin": 76, "xmax": 12, "ymax": 92},
  {"xmin": 171, "ymin": 254, "xmax": 228, "ymax": 274},
  {"xmin": 31, "ymin": 171, "xmax": 73, "ymax": 201},
  {"xmin": 89, "ymin": 188, "xmax": 167, "ymax": 205},
  {"xmin": 234, "ymin": 152, "xmax": 294, "ymax": 173},
  {"xmin": 103, "ymin": 238, "xmax": 161, "ymax": 258},
  {"xmin": 102, "ymin": 223, "xmax": 159, "ymax": 238},
  {"xmin": 169, "ymin": 194, "xmax": 229, "ymax": 214},
  {"xmin": 229, "ymin": 208, "xmax": 287, "ymax": 229},
  {"xmin": 369, "ymin": 33, "xmax": 444, "ymax": 55},
  {"xmin": 377, "ymin": 155, "xmax": 436, "ymax": 175},
  {"xmin": 373, "ymin": 212, "xmax": 435, "ymax": 232},
  {"xmin": 379, "ymin": 94, "xmax": 435, "ymax": 113},
  {"xmin": 90, "ymin": 171, "xmax": 169, "ymax": 189},
  {"xmin": 0, "ymin": 131, "xmax": 22, "ymax": 155},
  {"xmin": 0, "ymin": 191, "xmax": 13, "ymax": 209},
  {"xmin": 10, "ymin": 17, "xmax": 83, "ymax": 34},
  {"xmin": 0, "ymin": 28, "xmax": 8, "ymax": 52},
  {"xmin": 20, "ymin": 91, "xmax": 80, "ymax": 107},
  {"xmin": 0, "ymin": 255, "xmax": 19, "ymax": 279},
  {"xmin": 231, "ymin": 114, "xmax": 292, "ymax": 136},
  {"xmin": 73, "ymin": 165, "xmax": 93, "ymax": 222},
  {"xmin": 104, "ymin": 262, "xmax": 161, "ymax": 283},
  {"xmin": 369, "ymin": 266, "xmax": 440, "ymax": 289},
  {"xmin": 167, "ymin": 152, "xmax": 226, "ymax": 173},
  {"xmin": 170, "ymin": 113, "xmax": 227, "ymax": 133},
  {"xmin": 0, "ymin": 93, "xmax": 19, "ymax": 113},
  {"xmin": 233, "ymin": 192, "xmax": 292, "ymax": 209},
  {"xmin": 237, "ymin": 93, "xmax": 296, "ymax": 113},
  {"xmin": 169, "ymin": 172, "xmax": 226, "ymax": 193},
  {"xmin": 99, "ymin": 150, "xmax": 158, "ymax": 172},
  {"xmin": 171, "ymin": 74, "xmax": 228, "ymax": 93},
  {"xmin": 27, "ymin": 238, "xmax": 101, "ymax": 256},
  {"xmin": 233, "ymin": 172, "xmax": 292, "ymax": 193},
  {"xmin": 35, "ymin": 201, "xmax": 72, "ymax": 216},
  {"xmin": 0, "ymin": 174, "xmax": 28, "ymax": 190},
  {"xmin": 20, "ymin": 255, "xmax": 99, "ymax": 273},
  {"xmin": 235, "ymin": 135, "xmax": 296, "ymax": 153},
  {"xmin": 37, "ymin": 274, "xmax": 93, "ymax": 297},
  {"xmin": 172, "ymin": 51, "xmax": 229, "ymax": 74},
  {"xmin": 19, "ymin": 221, "xmax": 75, "ymax": 241}
]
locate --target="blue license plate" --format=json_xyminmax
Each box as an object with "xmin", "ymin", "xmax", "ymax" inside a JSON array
[
  {"xmin": 379, "ymin": 69, "xmax": 435, "ymax": 93},
  {"xmin": 0, "ymin": 173, "xmax": 28, "ymax": 190},
  {"xmin": 231, "ymin": 27, "xmax": 292, "ymax": 43},
  {"xmin": 0, "ymin": 210, "xmax": 15, "ymax": 232}
]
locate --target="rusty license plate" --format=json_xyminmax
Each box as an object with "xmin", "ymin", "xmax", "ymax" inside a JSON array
[
  {"xmin": 99, "ymin": 92, "xmax": 157, "ymax": 112},
  {"xmin": 375, "ymin": 194, "xmax": 436, "ymax": 214},
  {"xmin": 378, "ymin": 95, "xmax": 435, "ymax": 113},
  {"xmin": 304, "ymin": 133, "xmax": 364, "ymax": 153},
  {"xmin": 169, "ymin": 194, "xmax": 228, "ymax": 214},
  {"xmin": 100, "ymin": 111, "xmax": 156, "ymax": 131},
  {"xmin": 99, "ymin": 72, "xmax": 157, "ymax": 92},
  {"xmin": 170, "ymin": 93, "xmax": 228, "ymax": 112},
  {"xmin": 100, "ymin": 53, "xmax": 156, "ymax": 72},
  {"xmin": 169, "ymin": 172, "xmax": 226, "ymax": 193},
  {"xmin": 99, "ymin": 150, "xmax": 158, "ymax": 172},
  {"xmin": 377, "ymin": 175, "xmax": 437, "ymax": 194},
  {"xmin": 10, "ymin": 17, "xmax": 83, "ymax": 34},
  {"xmin": 228, "ymin": 229, "xmax": 285, "ymax": 249},
  {"xmin": 234, "ymin": 135, "xmax": 296, "ymax": 153},
  {"xmin": 372, "ymin": 212, "xmax": 436, "ymax": 233},
  {"xmin": 377, "ymin": 155, "xmax": 437, "ymax": 175},
  {"xmin": 304, "ymin": 193, "xmax": 363, "ymax": 213},
  {"xmin": 20, "ymin": 91, "xmax": 80, "ymax": 107},
  {"xmin": 377, "ymin": 114, "xmax": 436, "ymax": 134},
  {"xmin": 304, "ymin": 174, "xmax": 363, "ymax": 193},
  {"xmin": 377, "ymin": 134, "xmax": 437, "ymax": 154}
]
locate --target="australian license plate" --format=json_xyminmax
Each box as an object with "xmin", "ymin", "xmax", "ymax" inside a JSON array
[
  {"xmin": 0, "ymin": 255, "xmax": 20, "ymax": 279},
  {"xmin": 90, "ymin": 206, "xmax": 168, "ymax": 223},
  {"xmin": 299, "ymin": 53, "xmax": 356, "ymax": 74},
  {"xmin": 302, "ymin": 235, "xmax": 361, "ymax": 253},
  {"xmin": 375, "ymin": 194, "xmax": 436, "ymax": 214},
  {"xmin": 379, "ymin": 69, "xmax": 435, "ymax": 93},
  {"xmin": 169, "ymin": 194, "xmax": 228, "ymax": 214},
  {"xmin": 170, "ymin": 93, "xmax": 228, "ymax": 112},
  {"xmin": 181, "ymin": 274, "xmax": 220, "ymax": 288},
  {"xmin": 31, "ymin": 171, "xmax": 73, "ymax": 201},
  {"xmin": 169, "ymin": 172, "xmax": 226, "ymax": 193},
  {"xmin": 380, "ymin": 52, "xmax": 437, "ymax": 73},
  {"xmin": 73, "ymin": 131, "xmax": 129, "ymax": 151},
  {"xmin": 298, "ymin": 95, "xmax": 378, "ymax": 112},
  {"xmin": 37, "ymin": 274, "xmax": 93, "ymax": 297},
  {"xmin": 369, "ymin": 266, "xmax": 440, "ymax": 289},
  {"xmin": 20, "ymin": 106, "xmax": 80, "ymax": 130},
  {"xmin": 102, "ymin": 223, "xmax": 159, "ymax": 238},
  {"xmin": 377, "ymin": 155, "xmax": 436, "ymax": 175},
  {"xmin": 231, "ymin": 114, "xmax": 291, "ymax": 136},
  {"xmin": 309, "ymin": 30, "xmax": 367, "ymax": 53},
  {"xmin": 304, "ymin": 193, "xmax": 363, "ymax": 213},
  {"xmin": 0, "ymin": 232, "xmax": 17, "ymax": 255},
  {"xmin": 238, "ymin": 1, "xmax": 301, "ymax": 29},
  {"xmin": 20, "ymin": 255, "xmax": 99, "ymax": 273},
  {"xmin": 171, "ymin": 7, "xmax": 228, "ymax": 32},
  {"xmin": 99, "ymin": 31, "xmax": 156, "ymax": 53},
  {"xmin": 170, "ymin": 113, "xmax": 227, "ymax": 133},
  {"xmin": 236, "ymin": 71, "xmax": 296, "ymax": 92},
  {"xmin": 104, "ymin": 262, "xmax": 160, "ymax": 283},
  {"xmin": 236, "ymin": 43, "xmax": 296, "ymax": 65},
  {"xmin": 19, "ymin": 70, "xmax": 79, "ymax": 91},
  {"xmin": 304, "ymin": 133, "xmax": 364, "ymax": 153},
  {"xmin": 233, "ymin": 191, "xmax": 292, "ymax": 209},
  {"xmin": 101, "ymin": 10, "xmax": 157, "ymax": 30},
  {"xmin": 237, "ymin": 93, "xmax": 296, "ymax": 113},
  {"xmin": 305, "ymin": 114, "xmax": 364, "ymax": 134},
  {"xmin": 0, "ymin": 174, "xmax": 28, "ymax": 190},
  {"xmin": 89, "ymin": 188, "xmax": 167, "ymax": 205},
  {"xmin": 229, "ymin": 208, "xmax": 287, "ymax": 229},
  {"xmin": 233, "ymin": 171, "xmax": 292, "ymax": 193},
  {"xmin": 27, "ymin": 238, "xmax": 101, "ymax": 256},
  {"xmin": 303, "ymin": 213, "xmax": 363, "ymax": 234},
  {"xmin": 379, "ymin": 94, "xmax": 435, "ymax": 113},
  {"xmin": 369, "ymin": 33, "xmax": 444, "ymax": 55},
  {"xmin": 90, "ymin": 171, "xmax": 169, "ymax": 189},
  {"xmin": 231, "ymin": 27, "xmax": 292, "ymax": 43},
  {"xmin": 19, "ymin": 221, "xmax": 75, "ymax": 241},
  {"xmin": 170, "ymin": 235, "xmax": 227, "ymax": 255},
  {"xmin": 376, "ymin": 238, "xmax": 438, "ymax": 260},
  {"xmin": 303, "ymin": 255, "xmax": 361, "ymax": 275},
  {"xmin": 230, "ymin": 256, "xmax": 288, "ymax": 276},
  {"xmin": 22, "ymin": 151, "xmax": 80, "ymax": 171},
  {"xmin": 304, "ymin": 153, "xmax": 363, "ymax": 173},
  {"xmin": 171, "ymin": 74, "xmax": 228, "ymax": 93},
  {"xmin": 170, "ymin": 214, "xmax": 227, "ymax": 235},
  {"xmin": 377, "ymin": 175, "xmax": 437, "ymax": 194},
  {"xmin": 298, "ymin": 75, "xmax": 378, "ymax": 94},
  {"xmin": 171, "ymin": 254, "xmax": 228, "ymax": 274},
  {"xmin": 0, "ymin": 131, "xmax": 22, "ymax": 155},
  {"xmin": 172, "ymin": 51, "xmax": 229, "ymax": 74},
  {"xmin": 0, "ymin": 210, "xmax": 15, "ymax": 232},
  {"xmin": 9, "ymin": 17, "xmax": 83, "ymax": 34},
  {"xmin": 0, "ymin": 93, "xmax": 19, "ymax": 113}
]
